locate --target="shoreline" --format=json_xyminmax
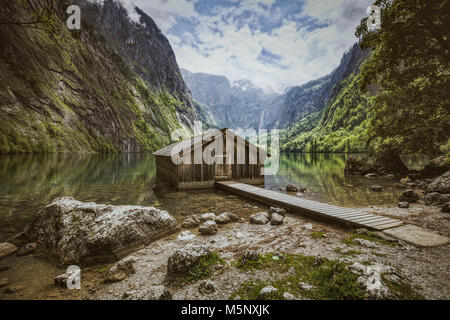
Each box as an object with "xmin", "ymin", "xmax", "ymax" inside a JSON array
[{"xmin": 1, "ymin": 199, "xmax": 448, "ymax": 300}]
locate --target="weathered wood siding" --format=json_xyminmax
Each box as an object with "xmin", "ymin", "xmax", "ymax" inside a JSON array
[{"xmin": 155, "ymin": 130, "xmax": 265, "ymax": 189}]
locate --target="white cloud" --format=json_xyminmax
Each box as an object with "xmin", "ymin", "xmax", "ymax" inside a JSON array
[{"xmin": 126, "ymin": 0, "xmax": 374, "ymax": 92}]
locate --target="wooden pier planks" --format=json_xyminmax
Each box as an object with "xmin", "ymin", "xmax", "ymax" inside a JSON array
[{"xmin": 216, "ymin": 181, "xmax": 404, "ymax": 231}]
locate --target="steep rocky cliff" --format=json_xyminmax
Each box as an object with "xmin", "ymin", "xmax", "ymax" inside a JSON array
[
  {"xmin": 261, "ymin": 43, "xmax": 368, "ymax": 130},
  {"xmin": 0, "ymin": 0, "xmax": 196, "ymax": 154},
  {"xmin": 281, "ymin": 44, "xmax": 372, "ymax": 152},
  {"xmin": 181, "ymin": 69, "xmax": 277, "ymax": 130}
]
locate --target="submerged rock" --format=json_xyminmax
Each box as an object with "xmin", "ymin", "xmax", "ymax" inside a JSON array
[
  {"xmin": 344, "ymin": 156, "xmax": 377, "ymax": 175},
  {"xmin": 199, "ymin": 221, "xmax": 218, "ymax": 235},
  {"xmin": 399, "ymin": 189, "xmax": 420, "ymax": 203},
  {"xmin": 427, "ymin": 170, "xmax": 450, "ymax": 194},
  {"xmin": 0, "ymin": 242, "xmax": 18, "ymax": 259},
  {"xmin": 167, "ymin": 246, "xmax": 211, "ymax": 276},
  {"xmin": 250, "ymin": 212, "xmax": 269, "ymax": 225},
  {"xmin": 25, "ymin": 197, "xmax": 179, "ymax": 265}
]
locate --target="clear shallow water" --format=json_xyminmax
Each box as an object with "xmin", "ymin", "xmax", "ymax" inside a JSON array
[{"xmin": 0, "ymin": 153, "xmax": 427, "ymax": 241}]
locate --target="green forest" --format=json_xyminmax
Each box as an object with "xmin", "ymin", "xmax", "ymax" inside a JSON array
[{"xmin": 281, "ymin": 0, "xmax": 449, "ymax": 161}]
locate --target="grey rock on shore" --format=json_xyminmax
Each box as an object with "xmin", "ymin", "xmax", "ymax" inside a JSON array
[
  {"xmin": 167, "ymin": 246, "xmax": 211, "ymax": 276},
  {"xmin": 26, "ymin": 197, "xmax": 179, "ymax": 265}
]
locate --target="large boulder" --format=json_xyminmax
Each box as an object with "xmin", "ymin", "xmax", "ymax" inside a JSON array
[
  {"xmin": 399, "ymin": 189, "xmax": 420, "ymax": 203},
  {"xmin": 423, "ymin": 192, "xmax": 450, "ymax": 205},
  {"xmin": 344, "ymin": 156, "xmax": 377, "ymax": 175},
  {"xmin": 25, "ymin": 197, "xmax": 179, "ymax": 265},
  {"xmin": 421, "ymin": 156, "xmax": 450, "ymax": 177},
  {"xmin": 167, "ymin": 246, "xmax": 211, "ymax": 276},
  {"xmin": 426, "ymin": 170, "xmax": 450, "ymax": 194}
]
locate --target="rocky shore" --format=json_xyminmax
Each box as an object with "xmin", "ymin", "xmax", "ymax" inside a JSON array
[{"xmin": 1, "ymin": 183, "xmax": 449, "ymax": 300}]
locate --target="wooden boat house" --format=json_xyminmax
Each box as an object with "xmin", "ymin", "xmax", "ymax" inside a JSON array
[{"xmin": 153, "ymin": 128, "xmax": 267, "ymax": 190}]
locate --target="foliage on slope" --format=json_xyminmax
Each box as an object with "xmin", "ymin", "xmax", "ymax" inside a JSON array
[
  {"xmin": 281, "ymin": 73, "xmax": 372, "ymax": 153},
  {"xmin": 0, "ymin": 0, "xmax": 192, "ymax": 154}
]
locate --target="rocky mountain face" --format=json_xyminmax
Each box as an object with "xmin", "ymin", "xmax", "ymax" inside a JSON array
[
  {"xmin": 281, "ymin": 44, "xmax": 372, "ymax": 152},
  {"xmin": 181, "ymin": 69, "xmax": 277, "ymax": 130},
  {"xmin": 183, "ymin": 44, "xmax": 367, "ymax": 135},
  {"xmin": 0, "ymin": 0, "xmax": 196, "ymax": 154},
  {"xmin": 261, "ymin": 43, "xmax": 367, "ymax": 130}
]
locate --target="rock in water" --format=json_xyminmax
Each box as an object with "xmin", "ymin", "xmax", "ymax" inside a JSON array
[
  {"xmin": 399, "ymin": 189, "xmax": 420, "ymax": 203},
  {"xmin": 199, "ymin": 221, "xmax": 218, "ymax": 235},
  {"xmin": 0, "ymin": 243, "xmax": 17, "ymax": 259},
  {"xmin": 344, "ymin": 156, "xmax": 376, "ymax": 175},
  {"xmin": 167, "ymin": 246, "xmax": 211, "ymax": 276},
  {"xmin": 250, "ymin": 212, "xmax": 269, "ymax": 225},
  {"xmin": 426, "ymin": 170, "xmax": 450, "ymax": 194},
  {"xmin": 286, "ymin": 184, "xmax": 299, "ymax": 192},
  {"xmin": 25, "ymin": 197, "xmax": 179, "ymax": 265}
]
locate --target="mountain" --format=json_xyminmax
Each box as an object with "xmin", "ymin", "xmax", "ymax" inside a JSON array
[
  {"xmin": 181, "ymin": 69, "xmax": 277, "ymax": 130},
  {"xmin": 261, "ymin": 43, "xmax": 368, "ymax": 130},
  {"xmin": 0, "ymin": 0, "xmax": 197, "ymax": 154},
  {"xmin": 281, "ymin": 43, "xmax": 372, "ymax": 152}
]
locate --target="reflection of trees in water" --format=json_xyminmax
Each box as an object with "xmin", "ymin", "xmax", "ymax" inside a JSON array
[
  {"xmin": 267, "ymin": 153, "xmax": 402, "ymax": 207},
  {"xmin": 0, "ymin": 154, "xmax": 157, "ymax": 241}
]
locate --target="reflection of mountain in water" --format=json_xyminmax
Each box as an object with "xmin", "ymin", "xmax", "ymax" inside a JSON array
[
  {"xmin": 265, "ymin": 153, "xmax": 408, "ymax": 207},
  {"xmin": 0, "ymin": 154, "xmax": 158, "ymax": 241}
]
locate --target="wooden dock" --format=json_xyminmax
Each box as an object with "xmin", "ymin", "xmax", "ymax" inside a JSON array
[{"xmin": 216, "ymin": 181, "xmax": 404, "ymax": 231}]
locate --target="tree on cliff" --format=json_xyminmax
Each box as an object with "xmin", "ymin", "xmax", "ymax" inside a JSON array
[{"xmin": 356, "ymin": 0, "xmax": 450, "ymax": 167}]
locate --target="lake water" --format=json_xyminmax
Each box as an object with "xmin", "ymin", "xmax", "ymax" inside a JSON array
[{"xmin": 0, "ymin": 153, "xmax": 427, "ymax": 241}]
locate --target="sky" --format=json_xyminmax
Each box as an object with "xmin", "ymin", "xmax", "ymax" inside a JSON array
[{"xmin": 121, "ymin": 0, "xmax": 374, "ymax": 92}]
